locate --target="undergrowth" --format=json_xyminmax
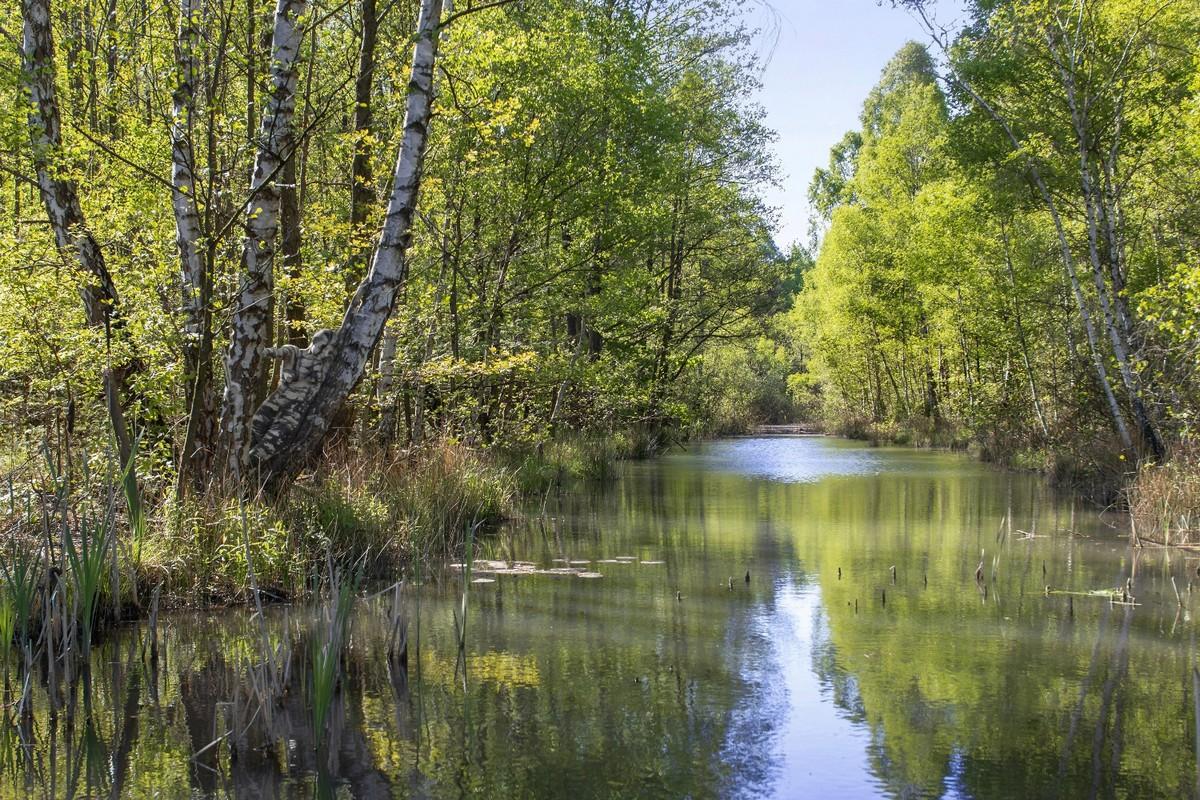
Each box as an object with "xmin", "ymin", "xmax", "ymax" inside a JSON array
[{"xmin": 1128, "ymin": 441, "xmax": 1200, "ymax": 545}]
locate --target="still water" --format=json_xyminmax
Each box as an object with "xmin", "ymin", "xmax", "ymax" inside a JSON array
[{"xmin": 5, "ymin": 436, "xmax": 1199, "ymax": 799}]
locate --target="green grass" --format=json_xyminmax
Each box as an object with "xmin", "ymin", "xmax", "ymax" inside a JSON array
[
  {"xmin": 65, "ymin": 511, "xmax": 114, "ymax": 653},
  {"xmin": 137, "ymin": 438, "xmax": 518, "ymax": 603},
  {"xmin": 310, "ymin": 568, "xmax": 356, "ymax": 747},
  {"xmin": 0, "ymin": 546, "xmax": 39, "ymax": 645},
  {"xmin": 503, "ymin": 430, "xmax": 650, "ymax": 493}
]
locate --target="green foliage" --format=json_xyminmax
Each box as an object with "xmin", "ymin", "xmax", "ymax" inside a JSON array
[
  {"xmin": 65, "ymin": 511, "xmax": 114, "ymax": 651},
  {"xmin": 0, "ymin": 546, "xmax": 39, "ymax": 645},
  {"xmin": 788, "ymin": 3, "xmax": 1200, "ymax": 482}
]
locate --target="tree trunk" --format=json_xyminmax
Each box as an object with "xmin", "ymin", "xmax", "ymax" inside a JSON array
[
  {"xmin": 282, "ymin": 24, "xmax": 315, "ymax": 349},
  {"xmin": 219, "ymin": 0, "xmax": 307, "ymax": 480},
  {"xmin": 910, "ymin": 6, "xmax": 1135, "ymax": 455},
  {"xmin": 347, "ymin": 0, "xmax": 379, "ymax": 290},
  {"xmin": 946, "ymin": 69, "xmax": 1132, "ymax": 453},
  {"xmin": 250, "ymin": 0, "xmax": 444, "ymax": 486},
  {"xmin": 22, "ymin": 0, "xmax": 138, "ymax": 491},
  {"xmin": 280, "ymin": 152, "xmax": 305, "ymax": 346},
  {"xmin": 1054, "ymin": 44, "xmax": 1163, "ymax": 459},
  {"xmin": 173, "ymin": 0, "xmax": 216, "ymax": 490},
  {"xmin": 1000, "ymin": 221, "xmax": 1049, "ymax": 439}
]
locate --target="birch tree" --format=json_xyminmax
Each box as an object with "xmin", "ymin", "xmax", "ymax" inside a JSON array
[
  {"xmin": 172, "ymin": 0, "xmax": 215, "ymax": 488},
  {"xmin": 250, "ymin": 0, "xmax": 445, "ymax": 485},
  {"xmin": 21, "ymin": 0, "xmax": 139, "ymax": 489},
  {"xmin": 220, "ymin": 0, "xmax": 308, "ymax": 479}
]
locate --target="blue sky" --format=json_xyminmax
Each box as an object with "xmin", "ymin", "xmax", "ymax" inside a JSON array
[{"xmin": 748, "ymin": 0, "xmax": 967, "ymax": 249}]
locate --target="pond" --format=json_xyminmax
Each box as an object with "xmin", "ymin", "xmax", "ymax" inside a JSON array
[{"xmin": 4, "ymin": 436, "xmax": 1197, "ymax": 799}]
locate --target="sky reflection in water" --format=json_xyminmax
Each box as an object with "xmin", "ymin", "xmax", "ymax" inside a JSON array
[{"xmin": 5, "ymin": 437, "xmax": 1195, "ymax": 799}]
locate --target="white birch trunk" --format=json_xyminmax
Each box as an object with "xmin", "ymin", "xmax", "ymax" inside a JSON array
[
  {"xmin": 22, "ymin": 0, "xmax": 138, "ymax": 479},
  {"xmin": 173, "ymin": 0, "xmax": 216, "ymax": 485},
  {"xmin": 220, "ymin": 0, "xmax": 307, "ymax": 480},
  {"xmin": 1053, "ymin": 40, "xmax": 1163, "ymax": 459},
  {"xmin": 251, "ymin": 0, "xmax": 444, "ymax": 484},
  {"xmin": 374, "ymin": 0, "xmax": 451, "ymax": 443}
]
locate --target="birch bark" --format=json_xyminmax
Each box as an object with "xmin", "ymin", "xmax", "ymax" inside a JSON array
[
  {"xmin": 251, "ymin": 0, "xmax": 444, "ymax": 485},
  {"xmin": 172, "ymin": 0, "xmax": 216, "ymax": 488},
  {"xmin": 22, "ymin": 0, "xmax": 138, "ymax": 484},
  {"xmin": 220, "ymin": 0, "xmax": 307, "ymax": 480},
  {"xmin": 906, "ymin": 6, "xmax": 1135, "ymax": 453},
  {"xmin": 1052, "ymin": 37, "xmax": 1164, "ymax": 459}
]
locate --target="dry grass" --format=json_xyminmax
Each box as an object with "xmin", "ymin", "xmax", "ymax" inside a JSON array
[{"xmin": 1128, "ymin": 442, "xmax": 1200, "ymax": 545}]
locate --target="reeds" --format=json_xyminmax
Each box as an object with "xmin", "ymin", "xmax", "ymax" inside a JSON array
[
  {"xmin": 0, "ymin": 546, "xmax": 39, "ymax": 647},
  {"xmin": 453, "ymin": 520, "xmax": 483, "ymax": 661},
  {"xmin": 310, "ymin": 559, "xmax": 356, "ymax": 746},
  {"xmin": 1128, "ymin": 442, "xmax": 1200, "ymax": 545},
  {"xmin": 65, "ymin": 511, "xmax": 115, "ymax": 654},
  {"xmin": 386, "ymin": 580, "xmax": 408, "ymax": 668}
]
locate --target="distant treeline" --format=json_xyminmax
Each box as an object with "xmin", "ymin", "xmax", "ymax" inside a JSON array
[{"xmin": 789, "ymin": 1, "xmax": 1200, "ymax": 483}]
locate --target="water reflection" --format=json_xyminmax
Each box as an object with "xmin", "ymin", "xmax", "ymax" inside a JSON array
[{"xmin": 3, "ymin": 437, "xmax": 1198, "ymax": 798}]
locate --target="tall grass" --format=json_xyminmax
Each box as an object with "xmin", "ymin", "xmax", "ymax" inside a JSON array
[
  {"xmin": 1129, "ymin": 442, "xmax": 1200, "ymax": 545},
  {"xmin": 386, "ymin": 441, "xmax": 515, "ymax": 554},
  {"xmin": 505, "ymin": 430, "xmax": 647, "ymax": 494},
  {"xmin": 65, "ymin": 512, "xmax": 114, "ymax": 654},
  {"xmin": 139, "ymin": 438, "xmax": 517, "ymax": 600},
  {"xmin": 310, "ymin": 564, "xmax": 356, "ymax": 747},
  {"xmin": 0, "ymin": 547, "xmax": 39, "ymax": 646}
]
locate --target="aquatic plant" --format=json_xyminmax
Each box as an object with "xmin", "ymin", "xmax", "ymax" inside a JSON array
[
  {"xmin": 65, "ymin": 510, "xmax": 115, "ymax": 654},
  {"xmin": 386, "ymin": 580, "xmax": 408, "ymax": 668},
  {"xmin": 453, "ymin": 520, "xmax": 483, "ymax": 658},
  {"xmin": 119, "ymin": 430, "xmax": 146, "ymax": 565},
  {"xmin": 310, "ymin": 563, "xmax": 356, "ymax": 746},
  {"xmin": 0, "ymin": 547, "xmax": 39, "ymax": 646},
  {"xmin": 1128, "ymin": 441, "xmax": 1200, "ymax": 545}
]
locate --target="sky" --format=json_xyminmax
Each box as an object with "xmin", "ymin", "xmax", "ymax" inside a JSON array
[{"xmin": 748, "ymin": 0, "xmax": 967, "ymax": 250}]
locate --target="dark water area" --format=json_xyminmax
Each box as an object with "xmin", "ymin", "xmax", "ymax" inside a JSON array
[{"xmin": 4, "ymin": 436, "xmax": 1198, "ymax": 798}]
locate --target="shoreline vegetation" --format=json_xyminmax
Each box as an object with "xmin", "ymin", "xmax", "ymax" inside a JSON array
[{"xmin": 779, "ymin": 2, "xmax": 1200, "ymax": 543}]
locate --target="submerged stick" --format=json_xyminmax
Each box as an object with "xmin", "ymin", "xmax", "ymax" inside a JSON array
[{"xmin": 1193, "ymin": 666, "xmax": 1200, "ymax": 799}]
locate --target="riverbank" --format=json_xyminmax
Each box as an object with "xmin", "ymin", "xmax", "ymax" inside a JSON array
[
  {"xmin": 0, "ymin": 430, "xmax": 662, "ymax": 629},
  {"xmin": 811, "ymin": 412, "xmax": 1200, "ymax": 546}
]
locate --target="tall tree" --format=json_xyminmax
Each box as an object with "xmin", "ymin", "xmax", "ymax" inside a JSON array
[
  {"xmin": 220, "ymin": 0, "xmax": 308, "ymax": 480},
  {"xmin": 21, "ymin": 0, "xmax": 139, "ymax": 492},
  {"xmin": 172, "ymin": 0, "xmax": 216, "ymax": 489},
  {"xmin": 250, "ymin": 0, "xmax": 445, "ymax": 486}
]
